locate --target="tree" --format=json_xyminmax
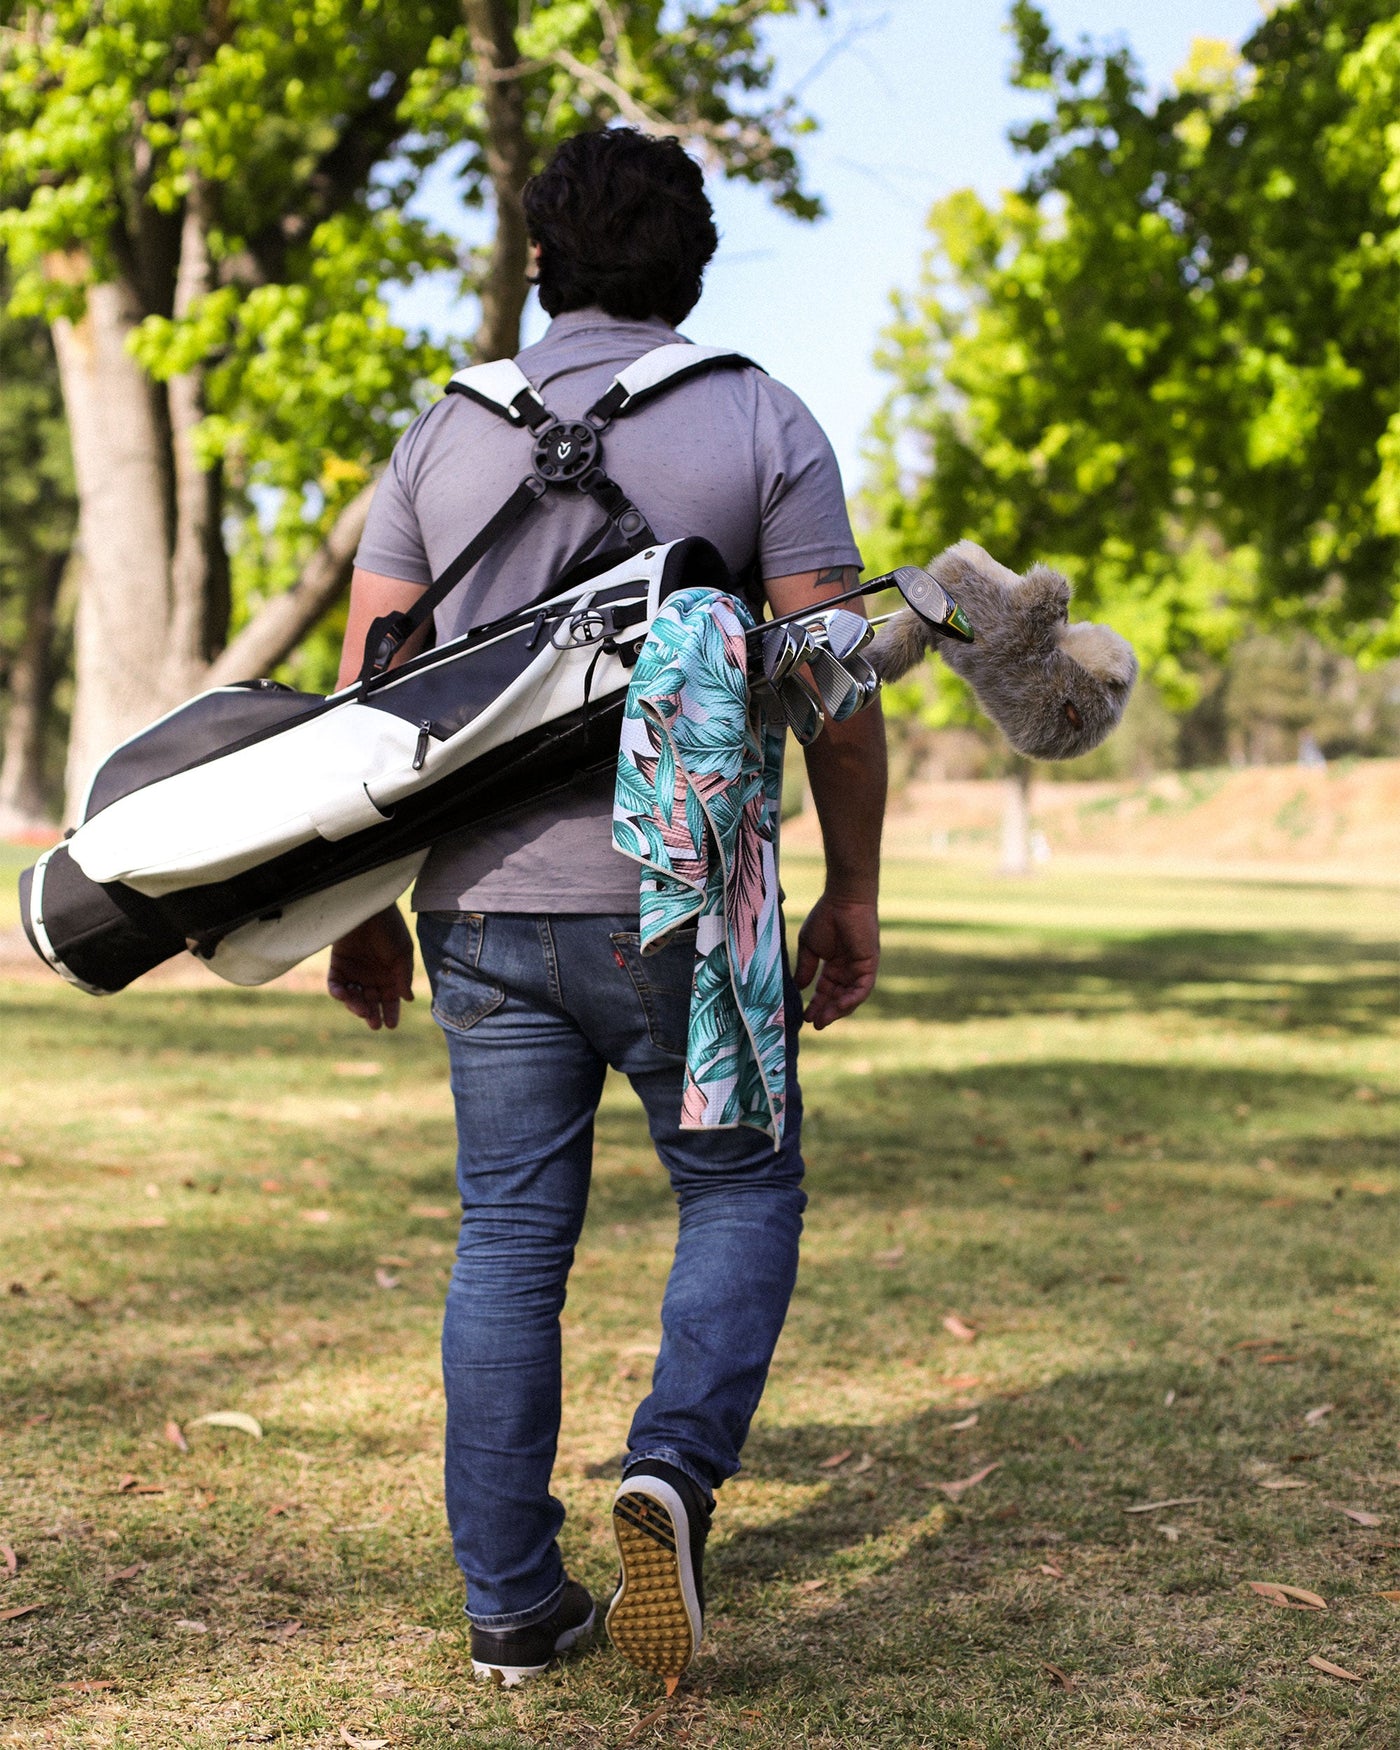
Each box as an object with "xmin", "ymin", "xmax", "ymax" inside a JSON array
[
  {"xmin": 0, "ymin": 0, "xmax": 827, "ymax": 811},
  {"xmin": 862, "ymin": 0, "xmax": 1400, "ymax": 708},
  {"xmin": 0, "ymin": 278, "xmax": 75, "ymax": 827}
]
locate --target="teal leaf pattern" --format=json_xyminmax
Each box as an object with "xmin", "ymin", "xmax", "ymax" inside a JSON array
[{"xmin": 612, "ymin": 586, "xmax": 787, "ymax": 1145}]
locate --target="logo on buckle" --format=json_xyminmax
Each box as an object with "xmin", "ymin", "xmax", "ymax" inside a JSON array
[{"xmin": 533, "ymin": 420, "xmax": 598, "ymax": 484}]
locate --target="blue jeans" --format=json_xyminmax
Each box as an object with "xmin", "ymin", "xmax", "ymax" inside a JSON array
[{"xmin": 416, "ymin": 911, "xmax": 806, "ymax": 1630}]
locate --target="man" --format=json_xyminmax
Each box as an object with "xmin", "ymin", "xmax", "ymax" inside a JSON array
[{"xmin": 327, "ymin": 128, "xmax": 886, "ymax": 1687}]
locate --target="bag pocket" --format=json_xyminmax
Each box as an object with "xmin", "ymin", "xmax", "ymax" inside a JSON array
[
  {"xmin": 427, "ymin": 913, "xmax": 506, "ymax": 1035},
  {"xmin": 610, "ymin": 927, "xmax": 698, "ymax": 1058}
]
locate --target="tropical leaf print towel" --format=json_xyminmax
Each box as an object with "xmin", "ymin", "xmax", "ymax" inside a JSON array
[{"xmin": 613, "ymin": 586, "xmax": 788, "ymax": 1145}]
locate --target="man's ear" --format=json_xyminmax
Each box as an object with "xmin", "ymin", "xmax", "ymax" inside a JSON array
[{"xmin": 526, "ymin": 240, "xmax": 542, "ymax": 285}]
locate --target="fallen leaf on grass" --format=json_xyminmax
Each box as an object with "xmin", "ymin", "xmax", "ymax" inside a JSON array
[
  {"xmin": 56, "ymin": 1680, "xmax": 117, "ymax": 1692},
  {"xmin": 941, "ymin": 1374, "xmax": 982, "ymax": 1390},
  {"xmin": 373, "ymin": 1269, "xmax": 399, "ymax": 1291},
  {"xmin": 108, "ymin": 1564, "xmax": 142, "ymax": 1583},
  {"xmin": 1123, "ymin": 1497, "xmax": 1204, "ymax": 1514},
  {"xmin": 949, "ymin": 1413, "xmax": 980, "ymax": 1431},
  {"xmin": 849, "ymin": 1453, "xmax": 875, "ymax": 1475},
  {"xmin": 191, "ymin": 1411, "xmax": 262, "ymax": 1439},
  {"xmin": 270, "ymin": 1619, "xmax": 301, "ymax": 1641},
  {"xmin": 936, "ymin": 1462, "xmax": 1001, "ymax": 1501},
  {"xmin": 1248, "ymin": 1581, "xmax": 1326, "ymax": 1610},
  {"xmin": 1378, "ymin": 1590, "xmax": 1400, "ymax": 1603},
  {"xmin": 817, "ymin": 1449, "xmax": 852, "ymax": 1470},
  {"xmin": 1232, "ymin": 1338, "xmax": 1282, "ymax": 1351},
  {"xmin": 1039, "ymin": 1561, "xmax": 1065, "ymax": 1578},
  {"xmin": 164, "ymin": 1420, "xmax": 189, "ymax": 1453},
  {"xmin": 1041, "ymin": 1662, "xmax": 1076, "ymax": 1692},
  {"xmin": 173, "ymin": 1618, "xmax": 208, "ymax": 1634},
  {"xmin": 622, "ymin": 1705, "xmax": 670, "ymax": 1741},
  {"xmin": 116, "ymin": 1476, "xmax": 164, "ymax": 1495},
  {"xmin": 1258, "ymin": 1478, "xmax": 1310, "ymax": 1491},
  {"xmin": 943, "ymin": 1313, "xmax": 978, "ymax": 1343},
  {"xmin": 1, "ymin": 1544, "xmax": 16, "ymax": 1575},
  {"xmin": 1304, "ymin": 1404, "xmax": 1334, "ymax": 1427},
  {"xmin": 1257, "ymin": 1353, "xmax": 1299, "ymax": 1365},
  {"xmin": 796, "ymin": 1578, "xmax": 827, "ymax": 1593},
  {"xmin": 1308, "ymin": 1655, "xmax": 1363, "ymax": 1683},
  {"xmin": 1340, "ymin": 1508, "xmax": 1382, "ymax": 1527},
  {"xmin": 1158, "ymin": 1524, "xmax": 1182, "ymax": 1543},
  {"xmin": 873, "ymin": 1246, "xmax": 904, "ymax": 1267},
  {"xmin": 0, "ymin": 1603, "xmax": 44, "ymax": 1621},
  {"xmin": 408, "ymin": 1205, "xmax": 453, "ymax": 1219}
]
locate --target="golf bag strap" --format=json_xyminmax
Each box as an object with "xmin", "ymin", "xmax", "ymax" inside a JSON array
[
  {"xmin": 443, "ymin": 358, "xmax": 553, "ymax": 431},
  {"xmin": 360, "ymin": 345, "xmax": 764, "ymax": 681},
  {"xmin": 358, "ymin": 476, "xmax": 546, "ymax": 683},
  {"xmin": 585, "ymin": 345, "xmax": 759, "ymax": 428}
]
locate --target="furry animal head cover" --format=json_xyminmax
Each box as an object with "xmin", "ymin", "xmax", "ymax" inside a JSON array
[{"xmin": 867, "ymin": 541, "xmax": 1137, "ymax": 761}]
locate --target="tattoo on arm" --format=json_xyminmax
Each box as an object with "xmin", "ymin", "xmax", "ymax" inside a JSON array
[{"xmin": 815, "ymin": 565, "xmax": 857, "ymax": 591}]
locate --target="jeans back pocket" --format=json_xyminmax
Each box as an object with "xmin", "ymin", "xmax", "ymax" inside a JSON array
[
  {"xmin": 421, "ymin": 912, "xmax": 506, "ymax": 1035},
  {"xmin": 610, "ymin": 928, "xmax": 697, "ymax": 1058}
]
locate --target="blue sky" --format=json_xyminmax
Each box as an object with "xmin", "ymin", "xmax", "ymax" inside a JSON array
[{"xmin": 396, "ymin": 0, "xmax": 1267, "ymax": 488}]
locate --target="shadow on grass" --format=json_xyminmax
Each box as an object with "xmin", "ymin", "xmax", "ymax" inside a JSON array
[{"xmin": 865, "ymin": 927, "xmax": 1399, "ymax": 1036}]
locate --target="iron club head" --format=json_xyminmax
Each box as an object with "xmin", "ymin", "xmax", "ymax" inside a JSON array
[{"xmin": 808, "ymin": 607, "xmax": 874, "ymax": 662}]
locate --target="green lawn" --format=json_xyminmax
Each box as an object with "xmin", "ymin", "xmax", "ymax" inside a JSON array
[{"xmin": 2, "ymin": 857, "xmax": 1398, "ymax": 1747}]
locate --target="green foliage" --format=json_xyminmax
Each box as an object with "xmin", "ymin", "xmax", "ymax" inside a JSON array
[
  {"xmin": 0, "ymin": 0, "xmax": 828, "ymax": 666},
  {"xmin": 862, "ymin": 0, "xmax": 1400, "ymax": 695},
  {"xmin": 0, "ymin": 273, "xmax": 75, "ymax": 775}
]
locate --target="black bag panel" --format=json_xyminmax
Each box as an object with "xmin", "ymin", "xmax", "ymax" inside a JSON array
[
  {"xmin": 658, "ymin": 537, "xmax": 735, "ymax": 602},
  {"xmin": 82, "ymin": 683, "xmax": 326, "ymax": 824},
  {"xmin": 22, "ymin": 845, "xmax": 188, "ymax": 994}
]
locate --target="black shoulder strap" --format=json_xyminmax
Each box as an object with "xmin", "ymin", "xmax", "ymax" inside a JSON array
[{"xmin": 359, "ymin": 345, "xmax": 764, "ymax": 685}]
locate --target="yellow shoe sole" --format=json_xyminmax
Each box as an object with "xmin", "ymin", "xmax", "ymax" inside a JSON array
[{"xmin": 606, "ymin": 1479, "xmax": 701, "ymax": 1681}]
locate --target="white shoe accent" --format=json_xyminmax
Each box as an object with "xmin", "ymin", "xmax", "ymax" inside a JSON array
[{"xmin": 469, "ymin": 1601, "xmax": 596, "ymax": 1687}]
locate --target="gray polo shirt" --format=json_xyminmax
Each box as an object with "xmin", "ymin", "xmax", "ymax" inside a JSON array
[{"xmin": 356, "ymin": 308, "xmax": 861, "ymax": 913}]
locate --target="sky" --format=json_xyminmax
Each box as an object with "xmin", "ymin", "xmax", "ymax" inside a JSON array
[{"xmin": 394, "ymin": 0, "xmax": 1267, "ymax": 490}]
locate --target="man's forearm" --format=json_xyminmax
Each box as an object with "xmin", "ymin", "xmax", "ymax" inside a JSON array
[{"xmin": 802, "ymin": 700, "xmax": 886, "ymax": 904}]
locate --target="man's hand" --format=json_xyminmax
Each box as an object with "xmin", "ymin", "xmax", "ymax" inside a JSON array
[
  {"xmin": 795, "ymin": 893, "xmax": 880, "ymax": 1029},
  {"xmin": 328, "ymin": 905, "xmax": 415, "ymax": 1031}
]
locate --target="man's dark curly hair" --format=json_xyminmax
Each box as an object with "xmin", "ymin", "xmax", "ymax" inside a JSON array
[{"xmin": 523, "ymin": 128, "xmax": 718, "ymax": 326}]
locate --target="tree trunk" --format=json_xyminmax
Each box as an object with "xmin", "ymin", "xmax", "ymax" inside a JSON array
[
  {"xmin": 463, "ymin": 0, "xmax": 535, "ymax": 362},
  {"xmin": 163, "ymin": 178, "xmax": 225, "ymax": 698},
  {"xmin": 0, "ymin": 549, "xmax": 67, "ymax": 830},
  {"xmin": 50, "ymin": 274, "xmax": 175, "ymax": 813},
  {"xmin": 999, "ymin": 758, "xmax": 1033, "ymax": 876}
]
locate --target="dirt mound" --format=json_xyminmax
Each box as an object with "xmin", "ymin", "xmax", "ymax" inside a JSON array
[{"xmin": 783, "ymin": 758, "xmax": 1400, "ymax": 880}]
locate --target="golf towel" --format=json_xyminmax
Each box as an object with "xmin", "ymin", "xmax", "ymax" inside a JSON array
[{"xmin": 613, "ymin": 585, "xmax": 788, "ymax": 1145}]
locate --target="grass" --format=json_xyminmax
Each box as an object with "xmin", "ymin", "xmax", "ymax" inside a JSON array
[{"xmin": 2, "ymin": 855, "xmax": 1399, "ymax": 1747}]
